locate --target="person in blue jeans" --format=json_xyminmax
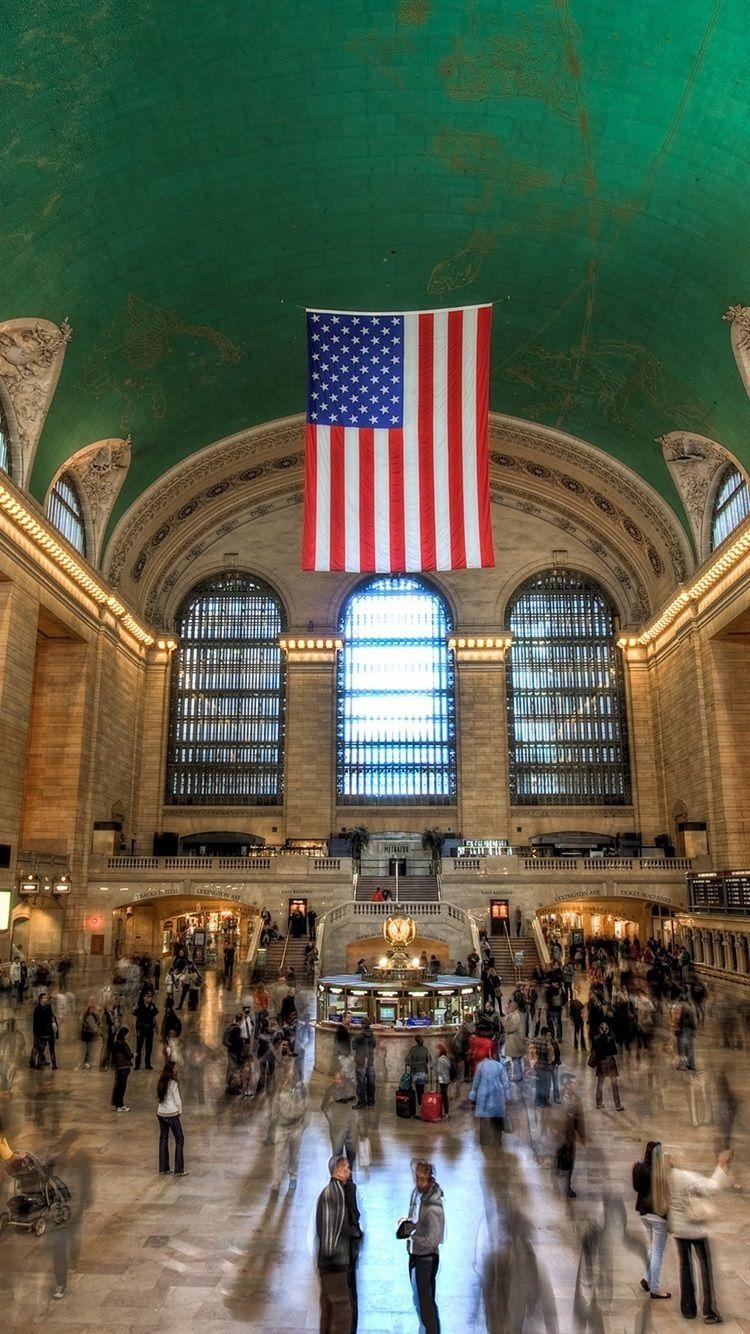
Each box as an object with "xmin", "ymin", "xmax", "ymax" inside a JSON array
[
  {"xmin": 156, "ymin": 1060, "xmax": 187, "ymax": 1175},
  {"xmin": 632, "ymin": 1140, "xmax": 671, "ymax": 1299}
]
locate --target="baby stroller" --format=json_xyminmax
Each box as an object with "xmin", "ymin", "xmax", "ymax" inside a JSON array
[{"xmin": 0, "ymin": 1153, "xmax": 71, "ymax": 1236}]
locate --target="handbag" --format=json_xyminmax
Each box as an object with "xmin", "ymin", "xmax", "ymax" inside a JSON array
[
  {"xmin": 587, "ymin": 1050, "xmax": 598, "ymax": 1069},
  {"xmin": 398, "ymin": 1070, "xmax": 413, "ymax": 1093}
]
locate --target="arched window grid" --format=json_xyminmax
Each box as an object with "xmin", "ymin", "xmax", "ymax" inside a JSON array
[
  {"xmin": 0, "ymin": 403, "xmax": 10, "ymax": 477},
  {"xmin": 166, "ymin": 572, "xmax": 286, "ymax": 807},
  {"xmin": 336, "ymin": 575, "xmax": 457, "ymax": 805},
  {"xmin": 506, "ymin": 570, "xmax": 632, "ymax": 806},
  {"xmin": 47, "ymin": 473, "xmax": 86, "ymax": 555},
  {"xmin": 710, "ymin": 465, "xmax": 750, "ymax": 550}
]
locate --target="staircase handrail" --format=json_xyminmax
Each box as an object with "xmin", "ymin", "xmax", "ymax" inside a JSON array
[
  {"xmin": 532, "ymin": 916, "xmax": 551, "ymax": 968},
  {"xmin": 278, "ymin": 932, "xmax": 290, "ymax": 975},
  {"xmin": 245, "ymin": 912, "xmax": 264, "ymax": 973}
]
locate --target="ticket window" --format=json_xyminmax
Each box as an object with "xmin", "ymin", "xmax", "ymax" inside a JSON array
[{"xmin": 346, "ymin": 991, "xmax": 370, "ymax": 1024}]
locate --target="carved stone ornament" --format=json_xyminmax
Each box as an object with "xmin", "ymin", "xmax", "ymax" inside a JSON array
[
  {"xmin": 63, "ymin": 436, "xmax": 132, "ymax": 565},
  {"xmin": 723, "ymin": 304, "xmax": 750, "ymax": 398},
  {"xmin": 0, "ymin": 318, "xmax": 73, "ymax": 487},
  {"xmin": 656, "ymin": 430, "xmax": 741, "ymax": 558}
]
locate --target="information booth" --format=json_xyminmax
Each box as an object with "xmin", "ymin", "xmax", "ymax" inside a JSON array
[{"xmin": 315, "ymin": 973, "xmax": 482, "ymax": 1087}]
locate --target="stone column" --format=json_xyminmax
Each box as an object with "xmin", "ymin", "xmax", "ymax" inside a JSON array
[
  {"xmin": 134, "ymin": 639, "xmax": 178, "ymax": 854},
  {"xmin": 617, "ymin": 641, "xmax": 665, "ymax": 838},
  {"xmin": 450, "ymin": 635, "xmax": 512, "ymax": 838},
  {"xmin": 0, "ymin": 580, "xmax": 39, "ymax": 858},
  {"xmin": 281, "ymin": 635, "xmax": 340, "ymax": 838}
]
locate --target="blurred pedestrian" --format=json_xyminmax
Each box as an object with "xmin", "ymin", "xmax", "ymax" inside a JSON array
[
  {"xmin": 111, "ymin": 1026, "xmax": 134, "ymax": 1112},
  {"xmin": 79, "ymin": 999, "xmax": 100, "ymax": 1070}
]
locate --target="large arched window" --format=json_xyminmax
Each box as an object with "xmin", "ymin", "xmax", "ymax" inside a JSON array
[
  {"xmin": 47, "ymin": 473, "xmax": 86, "ymax": 554},
  {"xmin": 507, "ymin": 570, "xmax": 631, "ymax": 806},
  {"xmin": 337, "ymin": 576, "xmax": 456, "ymax": 804},
  {"xmin": 0, "ymin": 404, "xmax": 10, "ymax": 477},
  {"xmin": 166, "ymin": 573, "xmax": 286, "ymax": 806},
  {"xmin": 710, "ymin": 465, "xmax": 750, "ymax": 550}
]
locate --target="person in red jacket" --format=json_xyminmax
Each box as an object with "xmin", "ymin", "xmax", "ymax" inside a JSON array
[{"xmin": 467, "ymin": 1029, "xmax": 497, "ymax": 1079}]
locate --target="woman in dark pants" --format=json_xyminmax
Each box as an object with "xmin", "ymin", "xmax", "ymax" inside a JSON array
[
  {"xmin": 111, "ymin": 1026, "xmax": 133, "ymax": 1112},
  {"xmin": 590, "ymin": 1022, "xmax": 624, "ymax": 1112},
  {"xmin": 156, "ymin": 1060, "xmax": 187, "ymax": 1175},
  {"xmin": 667, "ymin": 1147, "xmax": 732, "ymax": 1323}
]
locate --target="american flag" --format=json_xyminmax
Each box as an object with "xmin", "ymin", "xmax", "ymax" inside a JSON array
[{"xmin": 301, "ymin": 304, "xmax": 494, "ymax": 572}]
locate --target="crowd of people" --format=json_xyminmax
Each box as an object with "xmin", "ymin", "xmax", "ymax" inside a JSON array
[{"xmin": 0, "ymin": 922, "xmax": 747, "ymax": 1329}]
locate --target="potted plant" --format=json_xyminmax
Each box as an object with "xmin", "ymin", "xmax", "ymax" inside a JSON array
[{"xmin": 343, "ymin": 826, "xmax": 370, "ymax": 871}]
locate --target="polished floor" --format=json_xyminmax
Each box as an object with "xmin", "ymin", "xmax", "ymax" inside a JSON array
[{"xmin": 0, "ymin": 973, "xmax": 748, "ymax": 1333}]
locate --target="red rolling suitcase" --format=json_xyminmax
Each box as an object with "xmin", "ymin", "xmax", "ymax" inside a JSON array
[{"xmin": 420, "ymin": 1079, "xmax": 443, "ymax": 1123}]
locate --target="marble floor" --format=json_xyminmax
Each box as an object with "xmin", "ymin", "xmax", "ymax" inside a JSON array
[{"xmin": 0, "ymin": 974, "xmax": 748, "ymax": 1334}]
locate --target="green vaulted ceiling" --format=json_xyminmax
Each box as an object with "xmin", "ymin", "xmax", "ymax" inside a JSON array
[{"xmin": 4, "ymin": 0, "xmax": 750, "ymax": 535}]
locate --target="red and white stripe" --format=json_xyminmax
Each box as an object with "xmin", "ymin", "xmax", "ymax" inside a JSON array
[{"xmin": 301, "ymin": 304, "xmax": 494, "ymax": 572}]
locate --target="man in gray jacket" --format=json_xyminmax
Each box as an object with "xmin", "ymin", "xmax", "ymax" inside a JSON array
[{"xmin": 400, "ymin": 1160, "xmax": 445, "ymax": 1334}]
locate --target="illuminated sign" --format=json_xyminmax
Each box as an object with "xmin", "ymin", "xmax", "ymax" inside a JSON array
[{"xmin": 0, "ymin": 890, "xmax": 10, "ymax": 931}]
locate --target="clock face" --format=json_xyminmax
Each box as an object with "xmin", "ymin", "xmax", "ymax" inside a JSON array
[{"xmin": 384, "ymin": 915, "xmax": 416, "ymax": 948}]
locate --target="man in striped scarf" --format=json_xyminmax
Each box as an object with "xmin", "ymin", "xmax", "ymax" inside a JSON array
[{"xmin": 315, "ymin": 1155, "xmax": 362, "ymax": 1333}]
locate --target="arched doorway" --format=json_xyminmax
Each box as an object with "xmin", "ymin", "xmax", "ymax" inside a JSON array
[
  {"xmin": 535, "ymin": 895, "xmax": 663, "ymax": 962},
  {"xmin": 111, "ymin": 893, "xmax": 262, "ymax": 968}
]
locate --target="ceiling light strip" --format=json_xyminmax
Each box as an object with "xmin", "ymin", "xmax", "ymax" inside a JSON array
[{"xmin": 0, "ymin": 482, "xmax": 155, "ymax": 647}]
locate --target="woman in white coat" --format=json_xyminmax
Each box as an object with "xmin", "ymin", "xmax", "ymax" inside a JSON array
[
  {"xmin": 503, "ymin": 1001, "xmax": 526, "ymax": 1082},
  {"xmin": 667, "ymin": 1147, "xmax": 732, "ymax": 1324}
]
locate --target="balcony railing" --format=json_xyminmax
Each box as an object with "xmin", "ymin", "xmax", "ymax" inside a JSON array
[
  {"xmin": 101, "ymin": 855, "xmax": 343, "ymax": 874},
  {"xmin": 448, "ymin": 856, "xmax": 692, "ymax": 874}
]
